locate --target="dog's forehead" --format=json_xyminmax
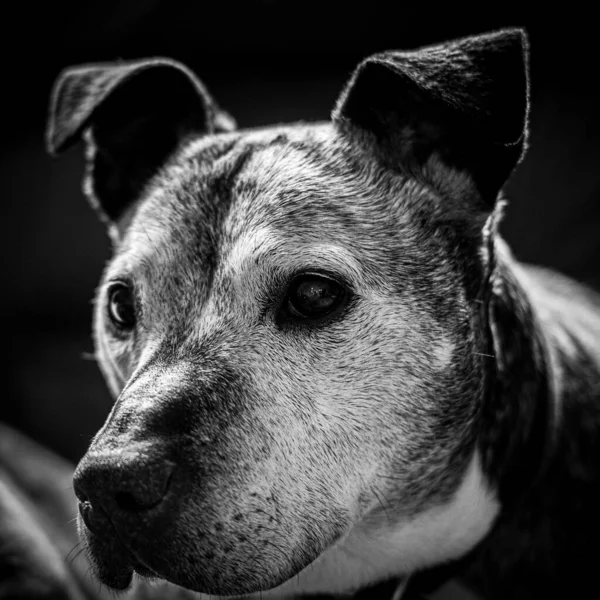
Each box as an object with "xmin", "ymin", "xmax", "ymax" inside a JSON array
[
  {"xmin": 120, "ymin": 125, "xmax": 392, "ymax": 250},
  {"xmin": 158, "ymin": 122, "xmax": 400, "ymax": 234}
]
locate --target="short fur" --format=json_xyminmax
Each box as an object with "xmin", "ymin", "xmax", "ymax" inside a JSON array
[{"xmin": 45, "ymin": 28, "xmax": 600, "ymax": 600}]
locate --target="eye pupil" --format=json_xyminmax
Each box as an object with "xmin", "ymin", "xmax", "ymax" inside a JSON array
[
  {"xmin": 288, "ymin": 276, "xmax": 343, "ymax": 320},
  {"xmin": 108, "ymin": 285, "xmax": 136, "ymax": 329}
]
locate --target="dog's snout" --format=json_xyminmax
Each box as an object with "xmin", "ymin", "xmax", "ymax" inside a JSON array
[{"xmin": 73, "ymin": 448, "xmax": 176, "ymax": 525}]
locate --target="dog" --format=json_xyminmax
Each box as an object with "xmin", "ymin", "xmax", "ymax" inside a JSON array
[{"xmin": 44, "ymin": 28, "xmax": 600, "ymax": 600}]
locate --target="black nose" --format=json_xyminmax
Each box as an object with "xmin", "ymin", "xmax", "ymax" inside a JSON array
[{"xmin": 73, "ymin": 447, "xmax": 175, "ymax": 528}]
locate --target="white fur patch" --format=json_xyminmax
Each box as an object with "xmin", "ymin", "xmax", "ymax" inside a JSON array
[
  {"xmin": 223, "ymin": 226, "xmax": 276, "ymax": 277},
  {"xmin": 432, "ymin": 338, "xmax": 455, "ymax": 369}
]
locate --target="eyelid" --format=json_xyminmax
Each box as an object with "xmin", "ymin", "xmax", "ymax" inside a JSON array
[
  {"xmin": 105, "ymin": 276, "xmax": 133, "ymax": 291},
  {"xmin": 281, "ymin": 269, "xmax": 350, "ymax": 306},
  {"xmin": 286, "ymin": 269, "xmax": 351, "ymax": 291}
]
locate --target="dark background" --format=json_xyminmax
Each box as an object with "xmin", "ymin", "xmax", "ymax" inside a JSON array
[{"xmin": 2, "ymin": 3, "xmax": 599, "ymax": 464}]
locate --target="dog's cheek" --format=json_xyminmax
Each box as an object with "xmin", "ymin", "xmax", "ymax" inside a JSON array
[
  {"xmin": 235, "ymin": 309, "xmax": 392, "ymax": 517},
  {"xmin": 246, "ymin": 291, "xmax": 474, "ymax": 518}
]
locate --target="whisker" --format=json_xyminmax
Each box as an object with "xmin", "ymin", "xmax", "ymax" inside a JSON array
[
  {"xmin": 69, "ymin": 546, "xmax": 87, "ymax": 569},
  {"xmin": 65, "ymin": 541, "xmax": 82, "ymax": 565},
  {"xmin": 371, "ymin": 486, "xmax": 392, "ymax": 524}
]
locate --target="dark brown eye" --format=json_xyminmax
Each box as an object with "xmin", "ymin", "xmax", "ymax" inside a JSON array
[
  {"xmin": 107, "ymin": 284, "xmax": 136, "ymax": 330},
  {"xmin": 286, "ymin": 274, "xmax": 345, "ymax": 320}
]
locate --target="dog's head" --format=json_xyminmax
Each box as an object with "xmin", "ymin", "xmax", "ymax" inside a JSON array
[{"xmin": 46, "ymin": 30, "xmax": 529, "ymax": 596}]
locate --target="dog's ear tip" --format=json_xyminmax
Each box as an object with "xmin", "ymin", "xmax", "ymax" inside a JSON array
[
  {"xmin": 45, "ymin": 112, "xmax": 76, "ymax": 157},
  {"xmin": 45, "ymin": 66, "xmax": 80, "ymax": 156},
  {"xmin": 44, "ymin": 134, "xmax": 58, "ymax": 156},
  {"xmin": 476, "ymin": 27, "xmax": 530, "ymax": 77},
  {"xmin": 472, "ymin": 26, "xmax": 528, "ymax": 48},
  {"xmin": 504, "ymin": 26, "xmax": 529, "ymax": 43},
  {"xmin": 44, "ymin": 111, "xmax": 64, "ymax": 156},
  {"xmin": 44, "ymin": 128, "xmax": 68, "ymax": 156},
  {"xmin": 488, "ymin": 25, "xmax": 528, "ymax": 38},
  {"xmin": 214, "ymin": 109, "xmax": 237, "ymax": 133}
]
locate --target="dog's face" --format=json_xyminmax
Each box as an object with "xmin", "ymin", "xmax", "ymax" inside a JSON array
[
  {"xmin": 86, "ymin": 126, "xmax": 486, "ymax": 594},
  {"xmin": 46, "ymin": 31, "xmax": 529, "ymax": 596}
]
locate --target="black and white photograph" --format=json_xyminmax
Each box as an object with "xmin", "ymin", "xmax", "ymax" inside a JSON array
[{"xmin": 1, "ymin": 4, "xmax": 599, "ymax": 599}]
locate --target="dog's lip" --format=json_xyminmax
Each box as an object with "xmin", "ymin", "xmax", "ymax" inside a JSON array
[
  {"xmin": 111, "ymin": 533, "xmax": 164, "ymax": 581},
  {"xmin": 106, "ymin": 517, "xmax": 173, "ymax": 582},
  {"xmin": 132, "ymin": 562, "xmax": 160, "ymax": 579},
  {"xmin": 81, "ymin": 509, "xmax": 164, "ymax": 588},
  {"xmin": 128, "ymin": 548, "xmax": 163, "ymax": 579},
  {"xmin": 102, "ymin": 563, "xmax": 135, "ymax": 590},
  {"xmin": 106, "ymin": 526, "xmax": 166, "ymax": 582},
  {"xmin": 89, "ymin": 531, "xmax": 163, "ymax": 588}
]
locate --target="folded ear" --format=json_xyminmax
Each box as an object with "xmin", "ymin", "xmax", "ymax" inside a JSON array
[
  {"xmin": 46, "ymin": 58, "xmax": 236, "ymax": 226},
  {"xmin": 333, "ymin": 28, "xmax": 529, "ymax": 205}
]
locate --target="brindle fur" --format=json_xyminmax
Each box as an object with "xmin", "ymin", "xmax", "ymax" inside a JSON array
[{"xmin": 45, "ymin": 28, "xmax": 600, "ymax": 600}]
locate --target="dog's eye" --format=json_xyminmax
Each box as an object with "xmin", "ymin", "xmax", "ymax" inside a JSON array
[
  {"xmin": 285, "ymin": 274, "xmax": 345, "ymax": 321},
  {"xmin": 107, "ymin": 283, "xmax": 136, "ymax": 330}
]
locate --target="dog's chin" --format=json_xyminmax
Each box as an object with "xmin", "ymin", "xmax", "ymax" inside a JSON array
[
  {"xmin": 82, "ymin": 527, "xmax": 318, "ymax": 597},
  {"xmin": 135, "ymin": 553, "xmax": 310, "ymax": 597},
  {"xmin": 91, "ymin": 552, "xmax": 308, "ymax": 597}
]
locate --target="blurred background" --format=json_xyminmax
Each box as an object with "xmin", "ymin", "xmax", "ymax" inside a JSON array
[{"xmin": 1, "ymin": 2, "xmax": 599, "ymax": 464}]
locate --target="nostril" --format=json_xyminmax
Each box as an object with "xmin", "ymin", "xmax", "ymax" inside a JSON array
[
  {"xmin": 115, "ymin": 491, "xmax": 154, "ymax": 513},
  {"xmin": 78, "ymin": 499, "xmax": 111, "ymax": 536},
  {"xmin": 75, "ymin": 489, "xmax": 88, "ymax": 503},
  {"xmin": 79, "ymin": 500, "xmax": 95, "ymax": 532}
]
